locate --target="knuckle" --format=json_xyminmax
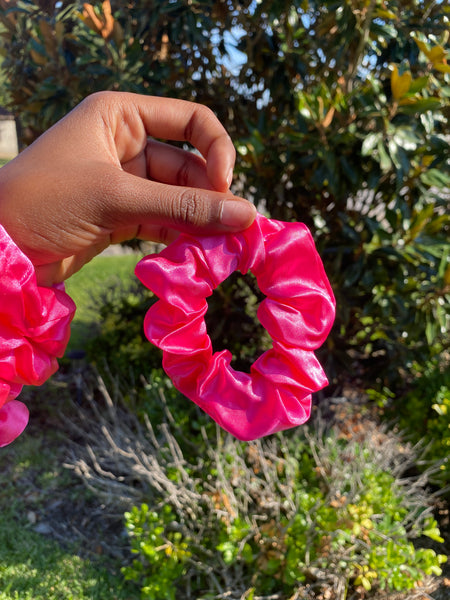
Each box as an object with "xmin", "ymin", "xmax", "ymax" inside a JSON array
[
  {"xmin": 80, "ymin": 90, "xmax": 114, "ymax": 111},
  {"xmin": 173, "ymin": 189, "xmax": 208, "ymax": 226},
  {"xmin": 183, "ymin": 105, "xmax": 217, "ymax": 142}
]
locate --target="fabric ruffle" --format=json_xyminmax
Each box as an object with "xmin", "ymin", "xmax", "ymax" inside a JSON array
[
  {"xmin": 135, "ymin": 213, "xmax": 335, "ymax": 441},
  {"xmin": 0, "ymin": 225, "xmax": 76, "ymax": 447}
]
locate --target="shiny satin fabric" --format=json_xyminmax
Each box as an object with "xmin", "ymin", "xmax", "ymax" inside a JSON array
[
  {"xmin": 0, "ymin": 225, "xmax": 75, "ymax": 447},
  {"xmin": 135, "ymin": 213, "xmax": 336, "ymax": 441}
]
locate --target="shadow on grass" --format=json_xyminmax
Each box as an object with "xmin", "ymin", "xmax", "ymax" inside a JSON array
[
  {"xmin": 0, "ymin": 422, "xmax": 139, "ymax": 600},
  {"xmin": 67, "ymin": 318, "xmax": 99, "ymax": 355}
]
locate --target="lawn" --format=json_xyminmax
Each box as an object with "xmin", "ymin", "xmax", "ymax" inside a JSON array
[
  {"xmin": 1, "ymin": 252, "xmax": 143, "ymax": 600},
  {"xmin": 0, "ymin": 426, "xmax": 140, "ymax": 600},
  {"xmin": 64, "ymin": 251, "xmax": 142, "ymax": 352}
]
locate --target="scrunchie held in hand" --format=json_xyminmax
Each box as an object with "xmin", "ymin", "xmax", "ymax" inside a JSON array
[{"xmin": 136, "ymin": 213, "xmax": 335, "ymax": 441}]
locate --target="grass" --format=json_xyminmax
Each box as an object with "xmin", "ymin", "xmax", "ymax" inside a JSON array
[
  {"xmin": 0, "ymin": 252, "xmax": 144, "ymax": 600},
  {"xmin": 0, "ymin": 532, "xmax": 130, "ymax": 600},
  {"xmin": 64, "ymin": 252, "xmax": 141, "ymax": 352},
  {"xmin": 0, "ymin": 424, "xmax": 140, "ymax": 600}
]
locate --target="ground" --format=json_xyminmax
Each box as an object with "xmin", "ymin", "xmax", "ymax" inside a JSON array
[{"xmin": 3, "ymin": 368, "xmax": 448, "ymax": 600}]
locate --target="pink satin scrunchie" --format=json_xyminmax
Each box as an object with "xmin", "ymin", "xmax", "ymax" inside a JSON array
[
  {"xmin": 0, "ymin": 225, "xmax": 75, "ymax": 447},
  {"xmin": 135, "ymin": 213, "xmax": 335, "ymax": 441}
]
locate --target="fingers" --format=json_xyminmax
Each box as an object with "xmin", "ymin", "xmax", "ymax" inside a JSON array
[
  {"xmin": 100, "ymin": 166, "xmax": 256, "ymax": 235},
  {"xmin": 0, "ymin": 92, "xmax": 255, "ymax": 288},
  {"xmin": 122, "ymin": 139, "xmax": 216, "ymax": 191},
  {"xmin": 84, "ymin": 92, "xmax": 236, "ymax": 192},
  {"xmin": 132, "ymin": 94, "xmax": 236, "ymax": 192}
]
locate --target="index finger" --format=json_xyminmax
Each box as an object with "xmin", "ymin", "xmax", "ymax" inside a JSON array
[{"xmin": 108, "ymin": 92, "xmax": 236, "ymax": 192}]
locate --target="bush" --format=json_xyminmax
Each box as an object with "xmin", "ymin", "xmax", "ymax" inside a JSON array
[
  {"xmin": 204, "ymin": 271, "xmax": 271, "ymax": 373},
  {"xmin": 122, "ymin": 504, "xmax": 190, "ymax": 600},
  {"xmin": 63, "ymin": 381, "xmax": 447, "ymax": 599},
  {"xmin": 122, "ymin": 426, "xmax": 446, "ymax": 599},
  {"xmin": 0, "ymin": 0, "xmax": 233, "ymax": 143},
  {"xmin": 84, "ymin": 278, "xmax": 158, "ymax": 380},
  {"xmin": 1, "ymin": 1, "xmax": 448, "ymax": 393},
  {"xmin": 390, "ymin": 360, "xmax": 450, "ymax": 489},
  {"xmin": 234, "ymin": 19, "xmax": 450, "ymax": 390},
  {"xmin": 80, "ymin": 278, "xmax": 207, "ymax": 434}
]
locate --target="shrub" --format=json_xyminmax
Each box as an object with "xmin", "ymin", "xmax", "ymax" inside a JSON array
[
  {"xmin": 204, "ymin": 271, "xmax": 271, "ymax": 373},
  {"xmin": 64, "ymin": 381, "xmax": 447, "ymax": 599},
  {"xmin": 125, "ymin": 427, "xmax": 446, "ymax": 598},
  {"xmin": 235, "ymin": 22, "xmax": 450, "ymax": 390},
  {"xmin": 80, "ymin": 279, "xmax": 220, "ymax": 434},
  {"xmin": 122, "ymin": 432, "xmax": 447, "ymax": 598},
  {"xmin": 0, "ymin": 0, "xmax": 233, "ymax": 144},
  {"xmin": 122, "ymin": 504, "xmax": 191, "ymax": 600},
  {"xmin": 390, "ymin": 360, "xmax": 450, "ymax": 489},
  {"xmin": 1, "ymin": 1, "xmax": 448, "ymax": 392},
  {"xmin": 84, "ymin": 278, "xmax": 158, "ymax": 381}
]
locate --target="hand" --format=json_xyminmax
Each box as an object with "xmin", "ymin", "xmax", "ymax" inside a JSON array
[{"xmin": 0, "ymin": 91, "xmax": 256, "ymax": 286}]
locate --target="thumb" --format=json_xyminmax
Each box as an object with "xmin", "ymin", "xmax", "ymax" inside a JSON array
[{"xmin": 102, "ymin": 169, "xmax": 257, "ymax": 236}]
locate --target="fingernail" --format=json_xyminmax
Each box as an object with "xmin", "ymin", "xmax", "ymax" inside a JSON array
[{"xmin": 220, "ymin": 200, "xmax": 256, "ymax": 229}]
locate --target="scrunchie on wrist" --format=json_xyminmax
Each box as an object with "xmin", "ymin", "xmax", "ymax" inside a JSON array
[
  {"xmin": 0, "ymin": 225, "xmax": 75, "ymax": 447},
  {"xmin": 136, "ymin": 213, "xmax": 335, "ymax": 441}
]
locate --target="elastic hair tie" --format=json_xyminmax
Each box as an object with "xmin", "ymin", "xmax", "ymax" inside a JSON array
[{"xmin": 135, "ymin": 213, "xmax": 335, "ymax": 441}]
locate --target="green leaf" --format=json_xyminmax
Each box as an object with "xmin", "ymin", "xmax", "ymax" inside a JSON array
[
  {"xmin": 388, "ymin": 139, "xmax": 401, "ymax": 169},
  {"xmin": 420, "ymin": 168, "xmax": 450, "ymax": 188},
  {"xmin": 377, "ymin": 140, "xmax": 392, "ymax": 171},
  {"xmin": 393, "ymin": 127, "xmax": 420, "ymax": 151},
  {"xmin": 362, "ymin": 132, "xmax": 382, "ymax": 156},
  {"xmin": 423, "ymin": 521, "xmax": 445, "ymax": 543},
  {"xmin": 408, "ymin": 76, "xmax": 429, "ymax": 94},
  {"xmin": 216, "ymin": 541, "xmax": 237, "ymax": 564},
  {"xmin": 398, "ymin": 97, "xmax": 442, "ymax": 114}
]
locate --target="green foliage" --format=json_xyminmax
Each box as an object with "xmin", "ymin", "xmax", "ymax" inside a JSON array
[
  {"xmin": 369, "ymin": 540, "xmax": 446, "ymax": 592},
  {"xmin": 0, "ymin": 0, "xmax": 448, "ymax": 390},
  {"xmin": 82, "ymin": 277, "xmax": 212, "ymax": 432},
  {"xmin": 394, "ymin": 361, "xmax": 450, "ymax": 487},
  {"xmin": 63, "ymin": 253, "xmax": 140, "ymax": 352},
  {"xmin": 120, "ymin": 416, "xmax": 447, "ymax": 598},
  {"xmin": 233, "ymin": 3, "xmax": 450, "ymax": 389},
  {"xmin": 0, "ymin": 0, "xmax": 235, "ymax": 143},
  {"xmin": 205, "ymin": 271, "xmax": 271, "ymax": 372},
  {"xmin": 123, "ymin": 504, "xmax": 190, "ymax": 600},
  {"xmin": 430, "ymin": 386, "xmax": 450, "ymax": 463},
  {"xmin": 0, "ymin": 431, "xmax": 138, "ymax": 600},
  {"xmin": 84, "ymin": 278, "xmax": 157, "ymax": 379}
]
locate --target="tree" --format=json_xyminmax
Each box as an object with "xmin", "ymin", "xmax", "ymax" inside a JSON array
[
  {"xmin": 0, "ymin": 0, "xmax": 239, "ymax": 141},
  {"xmin": 229, "ymin": 0, "xmax": 450, "ymax": 387},
  {"xmin": 0, "ymin": 0, "xmax": 448, "ymax": 391}
]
